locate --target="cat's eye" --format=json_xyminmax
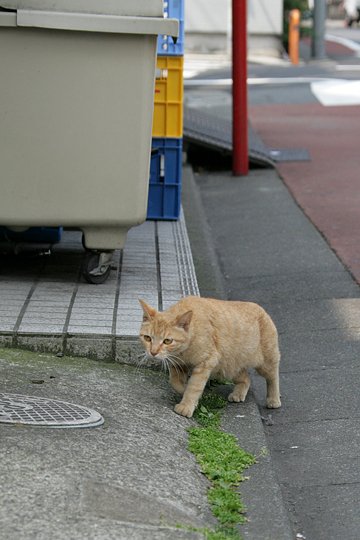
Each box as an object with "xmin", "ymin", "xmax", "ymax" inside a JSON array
[
  {"xmin": 163, "ymin": 338, "xmax": 173, "ymax": 345},
  {"xmin": 143, "ymin": 335, "xmax": 152, "ymax": 342}
]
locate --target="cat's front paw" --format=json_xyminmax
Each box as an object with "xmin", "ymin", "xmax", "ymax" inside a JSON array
[
  {"xmin": 174, "ymin": 401, "xmax": 195, "ymax": 418},
  {"xmin": 266, "ymin": 397, "xmax": 281, "ymax": 409},
  {"xmin": 228, "ymin": 391, "xmax": 245, "ymax": 403}
]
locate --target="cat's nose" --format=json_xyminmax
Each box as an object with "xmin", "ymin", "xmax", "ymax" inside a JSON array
[{"xmin": 151, "ymin": 348, "xmax": 160, "ymax": 357}]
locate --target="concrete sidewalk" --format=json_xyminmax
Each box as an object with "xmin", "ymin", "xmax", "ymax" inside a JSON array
[{"xmin": 0, "ymin": 348, "xmax": 213, "ymax": 539}]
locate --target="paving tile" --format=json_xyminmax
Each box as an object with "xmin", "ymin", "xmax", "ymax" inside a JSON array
[
  {"xmin": 20, "ymin": 318, "xmax": 67, "ymax": 328},
  {"xmin": 0, "ymin": 285, "xmax": 30, "ymax": 291},
  {"xmin": 25, "ymin": 306, "xmax": 69, "ymax": 314},
  {"xmin": 0, "ymin": 213, "xmax": 198, "ymax": 358},
  {"xmin": 32, "ymin": 283, "xmax": 75, "ymax": 292},
  {"xmin": 0, "ymin": 294, "xmax": 30, "ymax": 303},
  {"xmin": 30, "ymin": 294, "xmax": 73, "ymax": 303},
  {"xmin": 116, "ymin": 326, "xmax": 139, "ymax": 336},
  {"xmin": 118, "ymin": 296, "xmax": 158, "ymax": 305},
  {"xmin": 68, "ymin": 316, "xmax": 112, "ymax": 327},
  {"xmin": 72, "ymin": 304, "xmax": 114, "ymax": 313},
  {"xmin": 116, "ymin": 312, "xmax": 142, "ymax": 323},
  {"xmin": 0, "ymin": 323, "xmax": 16, "ymax": 332},
  {"xmin": 0, "ymin": 308, "xmax": 24, "ymax": 316},
  {"xmin": 116, "ymin": 300, "xmax": 143, "ymax": 308},
  {"xmin": 74, "ymin": 296, "xmax": 116, "ymax": 304},
  {"xmin": 18, "ymin": 324, "xmax": 65, "ymax": 334},
  {"xmin": 0, "ymin": 316, "xmax": 19, "ymax": 324},
  {"xmin": 67, "ymin": 325, "xmax": 112, "ymax": 335}
]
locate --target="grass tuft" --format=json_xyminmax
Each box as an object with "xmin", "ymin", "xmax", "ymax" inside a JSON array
[{"xmin": 188, "ymin": 391, "xmax": 256, "ymax": 539}]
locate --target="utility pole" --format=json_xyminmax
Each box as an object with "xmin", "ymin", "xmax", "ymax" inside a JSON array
[
  {"xmin": 312, "ymin": 0, "xmax": 327, "ymax": 59},
  {"xmin": 232, "ymin": 0, "xmax": 248, "ymax": 176}
]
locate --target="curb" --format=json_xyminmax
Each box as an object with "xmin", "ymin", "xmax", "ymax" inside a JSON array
[{"xmin": 182, "ymin": 164, "xmax": 293, "ymax": 539}]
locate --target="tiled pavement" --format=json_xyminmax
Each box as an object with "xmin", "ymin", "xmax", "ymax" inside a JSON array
[{"xmin": 0, "ymin": 210, "xmax": 199, "ymax": 362}]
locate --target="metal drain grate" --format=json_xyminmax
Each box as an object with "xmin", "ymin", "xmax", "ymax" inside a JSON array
[{"xmin": 0, "ymin": 393, "xmax": 104, "ymax": 428}]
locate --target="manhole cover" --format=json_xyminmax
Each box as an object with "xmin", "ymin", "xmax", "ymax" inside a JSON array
[{"xmin": 0, "ymin": 393, "xmax": 104, "ymax": 428}]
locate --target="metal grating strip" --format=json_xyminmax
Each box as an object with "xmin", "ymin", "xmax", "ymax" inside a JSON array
[{"xmin": 173, "ymin": 210, "xmax": 200, "ymax": 297}]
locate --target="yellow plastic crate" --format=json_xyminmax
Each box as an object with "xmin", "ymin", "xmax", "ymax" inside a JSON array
[{"xmin": 152, "ymin": 56, "xmax": 184, "ymax": 138}]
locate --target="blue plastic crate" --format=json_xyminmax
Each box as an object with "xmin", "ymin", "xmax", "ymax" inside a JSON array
[
  {"xmin": 0, "ymin": 226, "xmax": 62, "ymax": 244},
  {"xmin": 147, "ymin": 183, "xmax": 181, "ymax": 220},
  {"xmin": 157, "ymin": 0, "xmax": 184, "ymax": 56},
  {"xmin": 150, "ymin": 137, "xmax": 182, "ymax": 184},
  {"xmin": 147, "ymin": 137, "xmax": 182, "ymax": 220}
]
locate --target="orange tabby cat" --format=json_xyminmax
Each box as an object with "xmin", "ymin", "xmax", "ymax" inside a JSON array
[{"xmin": 139, "ymin": 296, "xmax": 281, "ymax": 418}]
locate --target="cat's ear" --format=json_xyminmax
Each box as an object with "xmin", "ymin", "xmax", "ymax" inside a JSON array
[
  {"xmin": 175, "ymin": 310, "xmax": 193, "ymax": 332},
  {"xmin": 139, "ymin": 299, "xmax": 157, "ymax": 322}
]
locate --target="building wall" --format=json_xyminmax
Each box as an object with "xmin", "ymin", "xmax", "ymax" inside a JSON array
[
  {"xmin": 185, "ymin": 0, "xmax": 229, "ymax": 33},
  {"xmin": 184, "ymin": 0, "xmax": 230, "ymax": 52},
  {"xmin": 248, "ymin": 0, "xmax": 284, "ymax": 58},
  {"xmin": 185, "ymin": 0, "xmax": 283, "ymax": 56},
  {"xmin": 248, "ymin": 0, "xmax": 282, "ymax": 34}
]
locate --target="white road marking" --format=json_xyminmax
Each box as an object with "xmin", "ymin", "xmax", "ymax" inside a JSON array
[
  {"xmin": 311, "ymin": 79, "xmax": 360, "ymax": 106},
  {"xmin": 336, "ymin": 64, "xmax": 360, "ymax": 71},
  {"xmin": 184, "ymin": 77, "xmax": 341, "ymax": 87}
]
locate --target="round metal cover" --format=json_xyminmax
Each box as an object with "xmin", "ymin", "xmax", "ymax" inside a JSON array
[{"xmin": 0, "ymin": 393, "xmax": 104, "ymax": 428}]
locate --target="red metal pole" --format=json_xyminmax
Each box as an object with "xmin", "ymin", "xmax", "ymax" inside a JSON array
[{"xmin": 232, "ymin": 0, "xmax": 248, "ymax": 176}]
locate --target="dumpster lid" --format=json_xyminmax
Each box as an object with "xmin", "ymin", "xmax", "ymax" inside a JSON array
[
  {"xmin": 5, "ymin": 10, "xmax": 178, "ymax": 37},
  {"xmin": 0, "ymin": 0, "xmax": 164, "ymax": 17}
]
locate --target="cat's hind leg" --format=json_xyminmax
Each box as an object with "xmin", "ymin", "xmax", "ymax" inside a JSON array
[
  {"xmin": 256, "ymin": 362, "xmax": 281, "ymax": 409},
  {"xmin": 228, "ymin": 369, "xmax": 250, "ymax": 403},
  {"xmin": 257, "ymin": 315, "xmax": 281, "ymax": 408}
]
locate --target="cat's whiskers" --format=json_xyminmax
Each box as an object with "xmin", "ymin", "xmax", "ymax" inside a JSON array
[
  {"xmin": 134, "ymin": 352, "xmax": 150, "ymax": 375},
  {"xmin": 161, "ymin": 356, "xmax": 170, "ymax": 374},
  {"xmin": 136, "ymin": 352, "xmax": 147, "ymax": 363},
  {"xmin": 163, "ymin": 354, "xmax": 184, "ymax": 378},
  {"xmin": 164, "ymin": 355, "xmax": 178, "ymax": 375},
  {"xmin": 167, "ymin": 352, "xmax": 185, "ymax": 366}
]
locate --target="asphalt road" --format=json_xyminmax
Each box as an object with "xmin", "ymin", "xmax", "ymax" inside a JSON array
[{"xmin": 184, "ymin": 22, "xmax": 360, "ymax": 540}]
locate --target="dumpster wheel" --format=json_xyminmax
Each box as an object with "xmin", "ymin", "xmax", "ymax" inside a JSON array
[{"xmin": 82, "ymin": 251, "xmax": 112, "ymax": 284}]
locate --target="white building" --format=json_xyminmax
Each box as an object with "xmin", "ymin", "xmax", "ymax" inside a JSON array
[{"xmin": 185, "ymin": 0, "xmax": 284, "ymax": 58}]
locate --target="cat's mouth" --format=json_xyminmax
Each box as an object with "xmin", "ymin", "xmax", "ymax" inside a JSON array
[
  {"xmin": 146, "ymin": 352, "xmax": 165, "ymax": 361},
  {"xmin": 146, "ymin": 352, "xmax": 182, "ymax": 371}
]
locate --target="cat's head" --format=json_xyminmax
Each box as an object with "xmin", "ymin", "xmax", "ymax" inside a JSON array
[{"xmin": 138, "ymin": 299, "xmax": 193, "ymax": 362}]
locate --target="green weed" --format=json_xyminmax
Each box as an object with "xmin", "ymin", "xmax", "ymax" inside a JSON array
[{"xmin": 188, "ymin": 391, "xmax": 256, "ymax": 539}]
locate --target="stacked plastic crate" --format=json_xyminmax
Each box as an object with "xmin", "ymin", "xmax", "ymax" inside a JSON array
[{"xmin": 147, "ymin": 0, "xmax": 184, "ymax": 220}]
